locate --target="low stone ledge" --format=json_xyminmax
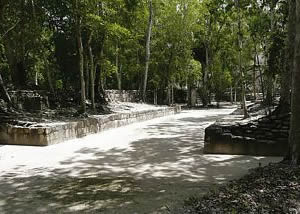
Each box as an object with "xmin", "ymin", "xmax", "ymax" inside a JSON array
[
  {"xmin": 204, "ymin": 113, "xmax": 289, "ymax": 156},
  {"xmin": 0, "ymin": 105, "xmax": 181, "ymax": 146}
]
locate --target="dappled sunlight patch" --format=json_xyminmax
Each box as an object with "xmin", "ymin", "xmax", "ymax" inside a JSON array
[
  {"xmin": 0, "ymin": 108, "xmax": 281, "ymax": 213},
  {"xmin": 31, "ymin": 176, "xmax": 143, "ymax": 212}
]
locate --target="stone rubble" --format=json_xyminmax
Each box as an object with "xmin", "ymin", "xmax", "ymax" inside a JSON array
[{"xmin": 204, "ymin": 110, "xmax": 290, "ymax": 156}]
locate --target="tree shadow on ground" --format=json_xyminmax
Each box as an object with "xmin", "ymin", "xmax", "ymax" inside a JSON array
[{"xmin": 0, "ymin": 110, "xmax": 281, "ymax": 214}]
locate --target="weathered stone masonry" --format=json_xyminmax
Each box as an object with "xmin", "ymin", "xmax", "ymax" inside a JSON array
[
  {"xmin": 204, "ymin": 113, "xmax": 290, "ymax": 156},
  {"xmin": 0, "ymin": 106, "xmax": 181, "ymax": 146}
]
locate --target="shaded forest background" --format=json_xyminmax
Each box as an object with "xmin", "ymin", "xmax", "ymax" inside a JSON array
[{"xmin": 0, "ymin": 0, "xmax": 290, "ymax": 110}]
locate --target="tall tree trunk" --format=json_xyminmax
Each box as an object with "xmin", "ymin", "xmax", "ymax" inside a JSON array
[
  {"xmin": 171, "ymin": 83, "xmax": 174, "ymax": 105},
  {"xmin": 46, "ymin": 67, "xmax": 54, "ymax": 94},
  {"xmin": 253, "ymin": 52, "xmax": 257, "ymax": 101},
  {"xmin": 18, "ymin": 0, "xmax": 27, "ymax": 88},
  {"xmin": 287, "ymin": 0, "xmax": 300, "ymax": 164},
  {"xmin": 75, "ymin": 1, "xmax": 86, "ymax": 113},
  {"xmin": 88, "ymin": 32, "xmax": 95, "ymax": 110},
  {"xmin": 84, "ymin": 53, "xmax": 89, "ymax": 99},
  {"xmin": 257, "ymin": 54, "xmax": 265, "ymax": 101},
  {"xmin": 266, "ymin": 2, "xmax": 277, "ymax": 107},
  {"xmin": 167, "ymin": 83, "xmax": 171, "ymax": 105},
  {"xmin": 119, "ymin": 64, "xmax": 122, "ymax": 90},
  {"xmin": 95, "ymin": 63, "xmax": 106, "ymax": 103},
  {"xmin": 34, "ymin": 71, "xmax": 38, "ymax": 86},
  {"xmin": 230, "ymin": 85, "xmax": 233, "ymax": 103},
  {"xmin": 142, "ymin": 0, "xmax": 153, "ymax": 102},
  {"xmin": 265, "ymin": 73, "xmax": 273, "ymax": 106},
  {"xmin": 280, "ymin": 0, "xmax": 295, "ymax": 113},
  {"xmin": 202, "ymin": 45, "xmax": 209, "ymax": 107},
  {"xmin": 115, "ymin": 43, "xmax": 122, "ymax": 90},
  {"xmin": 94, "ymin": 35, "xmax": 106, "ymax": 104},
  {"xmin": 234, "ymin": 84, "xmax": 237, "ymax": 103},
  {"xmin": 188, "ymin": 83, "xmax": 192, "ymax": 107},
  {"xmin": 0, "ymin": 73, "xmax": 12, "ymax": 107},
  {"xmin": 237, "ymin": 0, "xmax": 249, "ymax": 119},
  {"xmin": 154, "ymin": 88, "xmax": 157, "ymax": 105},
  {"xmin": 95, "ymin": 64, "xmax": 101, "ymax": 99},
  {"xmin": 137, "ymin": 50, "xmax": 142, "ymax": 94},
  {"xmin": 240, "ymin": 54, "xmax": 249, "ymax": 119}
]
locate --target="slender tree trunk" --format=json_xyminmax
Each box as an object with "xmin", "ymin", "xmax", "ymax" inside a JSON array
[
  {"xmin": 0, "ymin": 73, "xmax": 12, "ymax": 107},
  {"xmin": 95, "ymin": 64, "xmax": 101, "ymax": 99},
  {"xmin": 167, "ymin": 83, "xmax": 171, "ymax": 105},
  {"xmin": 88, "ymin": 32, "xmax": 95, "ymax": 110},
  {"xmin": 46, "ymin": 67, "xmax": 54, "ymax": 94},
  {"xmin": 241, "ymin": 71, "xmax": 249, "ymax": 118},
  {"xmin": 115, "ymin": 43, "xmax": 122, "ymax": 90},
  {"xmin": 18, "ymin": 0, "xmax": 27, "ymax": 88},
  {"xmin": 266, "ymin": 3, "xmax": 277, "ymax": 107},
  {"xmin": 287, "ymin": 0, "xmax": 300, "ymax": 164},
  {"xmin": 237, "ymin": 0, "xmax": 249, "ymax": 118},
  {"xmin": 0, "ymin": 2, "xmax": 12, "ymax": 95},
  {"xmin": 171, "ymin": 83, "xmax": 174, "ymax": 105},
  {"xmin": 188, "ymin": 83, "xmax": 191, "ymax": 107},
  {"xmin": 154, "ymin": 88, "xmax": 157, "ymax": 105},
  {"xmin": 257, "ymin": 54, "xmax": 265, "ymax": 101},
  {"xmin": 119, "ymin": 64, "xmax": 122, "ymax": 90},
  {"xmin": 84, "ymin": 53, "xmax": 89, "ymax": 99},
  {"xmin": 95, "ymin": 63, "xmax": 106, "ymax": 103},
  {"xmin": 34, "ymin": 71, "xmax": 38, "ymax": 86},
  {"xmin": 280, "ymin": 0, "xmax": 295, "ymax": 113},
  {"xmin": 75, "ymin": 1, "xmax": 86, "ymax": 113},
  {"xmin": 142, "ymin": 0, "xmax": 153, "ymax": 102},
  {"xmin": 202, "ymin": 46, "xmax": 209, "ymax": 107},
  {"xmin": 100, "ymin": 48, "xmax": 107, "ymax": 99},
  {"xmin": 234, "ymin": 84, "xmax": 237, "ymax": 103},
  {"xmin": 137, "ymin": 50, "xmax": 142, "ymax": 94},
  {"xmin": 93, "ymin": 2, "xmax": 106, "ymax": 104},
  {"xmin": 230, "ymin": 85, "xmax": 233, "ymax": 103},
  {"xmin": 94, "ymin": 36, "xmax": 106, "ymax": 103},
  {"xmin": 253, "ymin": 52, "xmax": 257, "ymax": 101},
  {"xmin": 265, "ymin": 73, "xmax": 273, "ymax": 106}
]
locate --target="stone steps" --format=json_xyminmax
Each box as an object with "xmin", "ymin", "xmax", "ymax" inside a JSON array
[{"xmin": 204, "ymin": 112, "xmax": 290, "ymax": 156}]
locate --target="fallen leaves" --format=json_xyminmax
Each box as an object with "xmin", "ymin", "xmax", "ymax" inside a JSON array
[{"xmin": 178, "ymin": 163, "xmax": 300, "ymax": 214}]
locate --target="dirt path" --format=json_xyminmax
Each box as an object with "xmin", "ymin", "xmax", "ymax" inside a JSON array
[{"xmin": 0, "ymin": 108, "xmax": 281, "ymax": 214}]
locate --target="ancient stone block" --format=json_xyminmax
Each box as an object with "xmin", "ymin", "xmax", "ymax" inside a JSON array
[{"xmin": 0, "ymin": 106, "xmax": 181, "ymax": 146}]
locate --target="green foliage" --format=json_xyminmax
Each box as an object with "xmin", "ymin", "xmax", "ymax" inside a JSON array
[
  {"xmin": 0, "ymin": 0, "xmax": 289, "ymax": 105},
  {"xmin": 212, "ymin": 55, "xmax": 232, "ymax": 101},
  {"xmin": 56, "ymin": 79, "xmax": 63, "ymax": 90},
  {"xmin": 187, "ymin": 59, "xmax": 202, "ymax": 87},
  {"xmin": 151, "ymin": 0, "xmax": 200, "ymax": 89},
  {"xmin": 107, "ymin": 23, "xmax": 131, "ymax": 41}
]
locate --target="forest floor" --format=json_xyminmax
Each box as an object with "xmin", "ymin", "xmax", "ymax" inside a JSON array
[
  {"xmin": 176, "ymin": 162, "xmax": 300, "ymax": 213},
  {"xmin": 0, "ymin": 104, "xmax": 281, "ymax": 214}
]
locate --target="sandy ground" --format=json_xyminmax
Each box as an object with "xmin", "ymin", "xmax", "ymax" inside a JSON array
[{"xmin": 0, "ymin": 107, "xmax": 282, "ymax": 214}]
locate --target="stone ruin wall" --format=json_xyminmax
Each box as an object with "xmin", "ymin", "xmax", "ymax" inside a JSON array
[
  {"xmin": 204, "ymin": 113, "xmax": 290, "ymax": 156},
  {"xmin": 0, "ymin": 106, "xmax": 181, "ymax": 146},
  {"xmin": 105, "ymin": 90, "xmax": 139, "ymax": 103}
]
